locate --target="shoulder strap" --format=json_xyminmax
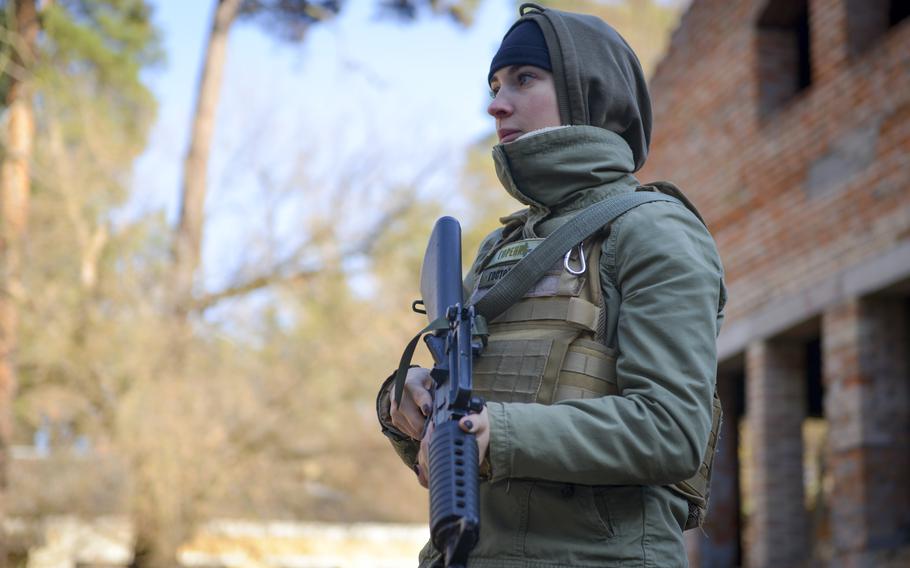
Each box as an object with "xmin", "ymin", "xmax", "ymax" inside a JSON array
[
  {"xmin": 473, "ymin": 191, "xmax": 680, "ymax": 322},
  {"xmin": 643, "ymin": 181, "xmax": 708, "ymax": 227}
]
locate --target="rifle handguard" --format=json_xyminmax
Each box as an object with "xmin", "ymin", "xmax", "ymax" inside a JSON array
[{"xmin": 428, "ymin": 420, "xmax": 480, "ymax": 567}]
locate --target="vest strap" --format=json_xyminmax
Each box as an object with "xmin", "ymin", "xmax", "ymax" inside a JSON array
[
  {"xmin": 536, "ymin": 332, "xmax": 577, "ymax": 406},
  {"xmin": 562, "ymin": 349, "xmax": 612, "ymax": 379},
  {"xmin": 494, "ymin": 297, "xmax": 600, "ymax": 333},
  {"xmin": 552, "ymin": 372, "xmax": 618, "ymax": 401},
  {"xmin": 474, "ymin": 192, "xmax": 681, "ymax": 321},
  {"xmin": 668, "ymin": 388, "xmax": 724, "ymax": 529}
]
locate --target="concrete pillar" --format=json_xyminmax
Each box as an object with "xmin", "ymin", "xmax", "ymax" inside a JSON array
[
  {"xmin": 822, "ymin": 297, "xmax": 910, "ymax": 565},
  {"xmin": 745, "ymin": 340, "xmax": 808, "ymax": 568}
]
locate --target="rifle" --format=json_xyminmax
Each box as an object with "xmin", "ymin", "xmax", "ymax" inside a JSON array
[{"xmin": 418, "ymin": 216, "xmax": 485, "ymax": 568}]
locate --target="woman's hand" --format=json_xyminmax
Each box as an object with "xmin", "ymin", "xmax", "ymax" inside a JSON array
[
  {"xmin": 390, "ymin": 367, "xmax": 434, "ymax": 440},
  {"xmin": 460, "ymin": 407, "xmax": 491, "ymax": 473},
  {"xmin": 416, "ymin": 406, "xmax": 491, "ymax": 489}
]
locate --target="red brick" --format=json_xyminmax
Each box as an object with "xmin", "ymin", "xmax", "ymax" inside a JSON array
[{"xmin": 643, "ymin": 0, "xmax": 910, "ymax": 565}]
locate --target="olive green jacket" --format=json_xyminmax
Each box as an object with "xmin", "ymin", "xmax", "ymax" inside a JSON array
[
  {"xmin": 377, "ymin": 3, "xmax": 725, "ymax": 565},
  {"xmin": 377, "ymin": 126, "xmax": 725, "ymax": 567}
]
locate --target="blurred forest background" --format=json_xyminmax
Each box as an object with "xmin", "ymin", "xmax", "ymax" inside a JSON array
[{"xmin": 0, "ymin": 0, "xmax": 684, "ymax": 565}]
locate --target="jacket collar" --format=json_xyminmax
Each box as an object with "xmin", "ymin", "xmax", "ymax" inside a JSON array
[{"xmin": 492, "ymin": 125, "xmax": 640, "ymax": 236}]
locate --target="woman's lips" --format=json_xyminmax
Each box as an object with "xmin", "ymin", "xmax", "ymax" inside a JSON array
[{"xmin": 498, "ymin": 128, "xmax": 521, "ymax": 143}]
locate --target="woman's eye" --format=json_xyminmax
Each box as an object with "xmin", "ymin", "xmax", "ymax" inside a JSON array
[
  {"xmin": 489, "ymin": 87, "xmax": 499, "ymax": 99},
  {"xmin": 517, "ymin": 72, "xmax": 535, "ymax": 86}
]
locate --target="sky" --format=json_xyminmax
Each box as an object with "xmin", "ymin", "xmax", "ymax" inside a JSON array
[{"xmin": 132, "ymin": 0, "xmax": 516, "ymax": 294}]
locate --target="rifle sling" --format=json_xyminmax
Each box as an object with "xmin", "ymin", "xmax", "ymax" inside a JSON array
[
  {"xmin": 473, "ymin": 191, "xmax": 680, "ymax": 322},
  {"xmin": 393, "ymin": 317, "xmax": 449, "ymax": 405},
  {"xmin": 392, "ymin": 191, "xmax": 679, "ymax": 407}
]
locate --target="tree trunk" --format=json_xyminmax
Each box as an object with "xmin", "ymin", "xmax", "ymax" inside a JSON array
[
  {"xmin": 129, "ymin": 2, "xmax": 241, "ymax": 565},
  {"xmin": 172, "ymin": 0, "xmax": 242, "ymax": 316},
  {"xmin": 0, "ymin": 0, "xmax": 38, "ymax": 564}
]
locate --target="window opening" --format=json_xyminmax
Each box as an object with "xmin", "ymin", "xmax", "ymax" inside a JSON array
[
  {"xmin": 846, "ymin": 0, "xmax": 910, "ymax": 55},
  {"xmin": 756, "ymin": 0, "xmax": 812, "ymax": 115}
]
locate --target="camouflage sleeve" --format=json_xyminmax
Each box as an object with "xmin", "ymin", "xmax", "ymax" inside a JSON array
[{"xmin": 376, "ymin": 372, "xmax": 420, "ymax": 470}]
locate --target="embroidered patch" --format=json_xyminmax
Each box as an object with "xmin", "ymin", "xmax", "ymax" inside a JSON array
[
  {"xmin": 478, "ymin": 266, "xmax": 512, "ymax": 289},
  {"xmin": 486, "ymin": 238, "xmax": 545, "ymax": 269}
]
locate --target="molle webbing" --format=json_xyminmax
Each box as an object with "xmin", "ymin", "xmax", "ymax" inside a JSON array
[
  {"xmin": 471, "ymin": 238, "xmax": 615, "ymax": 407},
  {"xmin": 471, "ymin": 331, "xmax": 619, "ymax": 406},
  {"xmin": 494, "ymin": 297, "xmax": 600, "ymax": 333},
  {"xmin": 554, "ymin": 339, "xmax": 618, "ymax": 401}
]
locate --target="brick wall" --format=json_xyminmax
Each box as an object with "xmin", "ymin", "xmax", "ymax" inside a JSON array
[
  {"xmin": 640, "ymin": 0, "xmax": 910, "ymax": 335},
  {"xmin": 745, "ymin": 341, "xmax": 808, "ymax": 567},
  {"xmin": 822, "ymin": 298, "xmax": 910, "ymax": 562},
  {"xmin": 640, "ymin": 0, "xmax": 910, "ymax": 565}
]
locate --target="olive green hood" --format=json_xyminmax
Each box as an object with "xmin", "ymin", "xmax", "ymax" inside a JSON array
[
  {"xmin": 496, "ymin": 3, "xmax": 652, "ymax": 171},
  {"xmin": 493, "ymin": 125, "xmax": 640, "ymax": 235}
]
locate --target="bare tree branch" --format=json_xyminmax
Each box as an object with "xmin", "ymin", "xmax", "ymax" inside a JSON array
[{"xmin": 191, "ymin": 190, "xmax": 413, "ymax": 311}]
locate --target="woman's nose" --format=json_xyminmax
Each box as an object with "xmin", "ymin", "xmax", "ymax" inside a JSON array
[{"xmin": 487, "ymin": 93, "xmax": 512, "ymax": 118}]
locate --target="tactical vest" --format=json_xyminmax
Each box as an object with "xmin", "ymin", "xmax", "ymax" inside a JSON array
[
  {"xmin": 469, "ymin": 236, "xmax": 617, "ymax": 404},
  {"xmin": 466, "ymin": 217, "xmax": 722, "ymax": 530}
]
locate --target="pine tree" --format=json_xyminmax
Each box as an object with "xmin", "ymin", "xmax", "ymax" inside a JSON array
[{"xmin": 0, "ymin": 0, "xmax": 159, "ymax": 564}]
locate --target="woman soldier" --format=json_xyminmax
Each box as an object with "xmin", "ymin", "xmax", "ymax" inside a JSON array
[{"xmin": 377, "ymin": 3, "xmax": 726, "ymax": 567}]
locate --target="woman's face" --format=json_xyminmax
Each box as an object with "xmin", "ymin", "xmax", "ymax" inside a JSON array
[{"xmin": 487, "ymin": 65, "xmax": 561, "ymax": 144}]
